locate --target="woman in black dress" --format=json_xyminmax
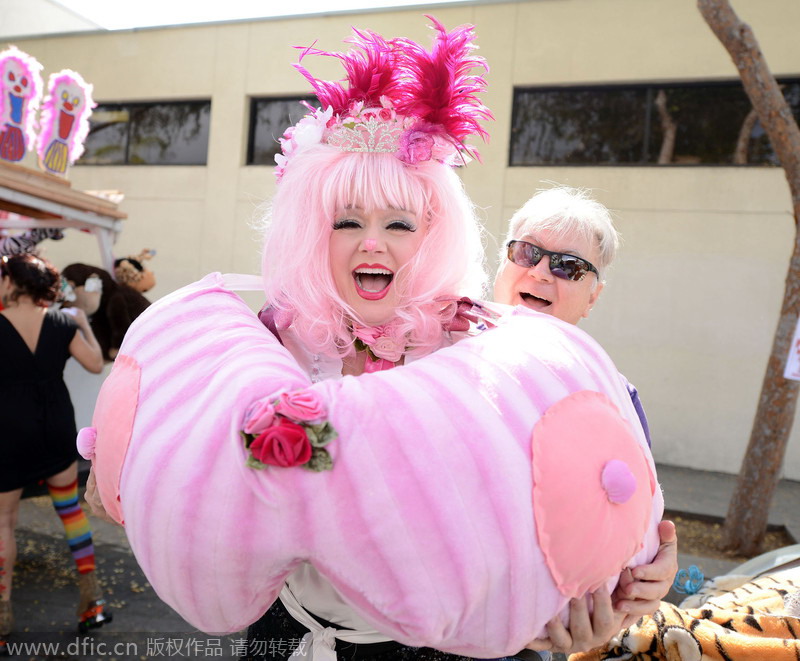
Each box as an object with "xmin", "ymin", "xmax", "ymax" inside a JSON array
[{"xmin": 0, "ymin": 253, "xmax": 110, "ymax": 654}]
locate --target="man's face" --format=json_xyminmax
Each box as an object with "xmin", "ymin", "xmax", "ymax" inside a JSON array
[{"xmin": 493, "ymin": 228, "xmax": 603, "ymax": 325}]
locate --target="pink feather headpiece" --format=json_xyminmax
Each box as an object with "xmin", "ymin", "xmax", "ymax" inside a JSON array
[
  {"xmin": 275, "ymin": 16, "xmax": 493, "ymax": 181},
  {"xmin": 37, "ymin": 69, "xmax": 96, "ymax": 165},
  {"xmin": 0, "ymin": 46, "xmax": 44, "ymax": 150}
]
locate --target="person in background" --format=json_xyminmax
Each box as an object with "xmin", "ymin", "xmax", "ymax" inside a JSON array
[
  {"xmin": 493, "ymin": 186, "xmax": 678, "ymax": 657},
  {"xmin": 0, "ymin": 227, "xmax": 64, "ymax": 313},
  {"xmin": 0, "ymin": 254, "xmax": 111, "ymax": 655}
]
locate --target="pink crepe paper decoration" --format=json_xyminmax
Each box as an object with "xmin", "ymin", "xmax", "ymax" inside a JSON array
[
  {"xmin": 0, "ymin": 46, "xmax": 44, "ymax": 151},
  {"xmin": 37, "ymin": 69, "xmax": 95, "ymax": 167}
]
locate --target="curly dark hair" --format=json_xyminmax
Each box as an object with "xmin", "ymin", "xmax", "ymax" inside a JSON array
[{"xmin": 0, "ymin": 253, "xmax": 60, "ymax": 306}]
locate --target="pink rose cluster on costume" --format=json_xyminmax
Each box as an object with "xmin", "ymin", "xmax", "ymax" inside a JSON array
[
  {"xmin": 241, "ymin": 389, "xmax": 335, "ymax": 471},
  {"xmin": 276, "ymin": 390, "xmax": 327, "ymax": 422},
  {"xmin": 249, "ymin": 417, "xmax": 312, "ymax": 468},
  {"xmin": 351, "ymin": 321, "xmax": 406, "ymax": 372}
]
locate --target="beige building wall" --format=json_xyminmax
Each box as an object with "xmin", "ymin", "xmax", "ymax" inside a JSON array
[{"xmin": 8, "ymin": 0, "xmax": 800, "ymax": 479}]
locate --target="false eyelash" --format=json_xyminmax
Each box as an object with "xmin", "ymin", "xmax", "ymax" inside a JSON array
[{"xmin": 332, "ymin": 219, "xmax": 361, "ymax": 230}]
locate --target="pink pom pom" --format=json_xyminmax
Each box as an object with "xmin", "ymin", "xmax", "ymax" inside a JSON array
[
  {"xmin": 76, "ymin": 427, "xmax": 97, "ymax": 460},
  {"xmin": 601, "ymin": 459, "xmax": 637, "ymax": 504}
]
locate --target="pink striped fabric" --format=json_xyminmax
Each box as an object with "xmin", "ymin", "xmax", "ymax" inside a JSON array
[{"xmin": 83, "ymin": 273, "xmax": 663, "ymax": 657}]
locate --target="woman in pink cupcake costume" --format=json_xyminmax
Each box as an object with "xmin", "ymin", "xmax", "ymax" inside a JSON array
[{"xmin": 83, "ymin": 17, "xmax": 676, "ymax": 661}]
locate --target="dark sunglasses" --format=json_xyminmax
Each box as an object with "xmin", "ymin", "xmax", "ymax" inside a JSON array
[{"xmin": 506, "ymin": 239, "xmax": 598, "ymax": 282}]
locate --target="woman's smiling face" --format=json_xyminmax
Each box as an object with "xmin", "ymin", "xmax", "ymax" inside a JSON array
[{"xmin": 329, "ymin": 206, "xmax": 427, "ymax": 326}]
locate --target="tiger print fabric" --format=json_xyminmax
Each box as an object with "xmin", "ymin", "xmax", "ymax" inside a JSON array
[{"xmin": 570, "ymin": 570, "xmax": 800, "ymax": 661}]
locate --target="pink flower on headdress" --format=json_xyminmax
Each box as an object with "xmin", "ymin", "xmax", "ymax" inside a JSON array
[
  {"xmin": 397, "ymin": 121, "xmax": 459, "ymax": 166},
  {"xmin": 347, "ymin": 100, "xmax": 365, "ymax": 118},
  {"xmin": 399, "ymin": 130, "xmax": 434, "ymax": 164}
]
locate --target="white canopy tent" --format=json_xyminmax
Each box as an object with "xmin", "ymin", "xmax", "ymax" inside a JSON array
[{"xmin": 0, "ymin": 160, "xmax": 125, "ymax": 272}]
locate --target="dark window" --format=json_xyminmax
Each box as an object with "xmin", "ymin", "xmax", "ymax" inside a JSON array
[
  {"xmin": 510, "ymin": 80, "xmax": 800, "ymax": 166},
  {"xmin": 79, "ymin": 100, "xmax": 211, "ymax": 165},
  {"xmin": 247, "ymin": 96, "xmax": 318, "ymax": 165}
]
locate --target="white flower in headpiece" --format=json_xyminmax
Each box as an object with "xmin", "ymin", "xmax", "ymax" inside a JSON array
[
  {"xmin": 275, "ymin": 106, "xmax": 334, "ymax": 180},
  {"xmin": 293, "ymin": 106, "xmax": 333, "ymax": 148}
]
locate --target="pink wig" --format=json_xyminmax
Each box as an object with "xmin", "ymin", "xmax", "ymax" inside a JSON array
[
  {"xmin": 37, "ymin": 69, "xmax": 95, "ymax": 164},
  {"xmin": 0, "ymin": 46, "xmax": 44, "ymax": 149},
  {"xmin": 261, "ymin": 145, "xmax": 487, "ymax": 357}
]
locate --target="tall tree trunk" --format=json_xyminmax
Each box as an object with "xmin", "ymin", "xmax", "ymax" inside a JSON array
[{"xmin": 698, "ymin": 0, "xmax": 800, "ymax": 555}]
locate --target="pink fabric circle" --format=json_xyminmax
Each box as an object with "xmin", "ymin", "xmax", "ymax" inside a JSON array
[
  {"xmin": 91, "ymin": 353, "xmax": 141, "ymax": 525},
  {"xmin": 531, "ymin": 390, "xmax": 655, "ymax": 598},
  {"xmin": 76, "ymin": 426, "xmax": 97, "ymax": 460},
  {"xmin": 602, "ymin": 459, "xmax": 637, "ymax": 504}
]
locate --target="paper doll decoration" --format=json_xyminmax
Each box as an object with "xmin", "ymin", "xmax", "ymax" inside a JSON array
[
  {"xmin": 37, "ymin": 69, "xmax": 95, "ymax": 176},
  {"xmin": 0, "ymin": 46, "xmax": 43, "ymax": 163}
]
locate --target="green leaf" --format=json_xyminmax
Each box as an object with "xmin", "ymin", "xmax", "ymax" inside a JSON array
[
  {"xmin": 305, "ymin": 448, "xmax": 333, "ymax": 472},
  {"xmin": 240, "ymin": 430, "xmax": 256, "ymax": 449},
  {"xmin": 246, "ymin": 455, "xmax": 267, "ymax": 470},
  {"xmin": 306, "ymin": 422, "xmax": 338, "ymax": 448}
]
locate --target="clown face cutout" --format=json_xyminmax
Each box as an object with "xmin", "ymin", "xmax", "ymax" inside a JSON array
[
  {"xmin": 37, "ymin": 69, "xmax": 95, "ymax": 175},
  {"xmin": 0, "ymin": 46, "xmax": 43, "ymax": 162}
]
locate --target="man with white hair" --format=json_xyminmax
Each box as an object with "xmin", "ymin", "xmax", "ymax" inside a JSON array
[{"xmin": 494, "ymin": 186, "xmax": 675, "ymax": 658}]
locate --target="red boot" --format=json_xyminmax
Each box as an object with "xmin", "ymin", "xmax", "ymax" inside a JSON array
[{"xmin": 77, "ymin": 572, "xmax": 113, "ymax": 634}]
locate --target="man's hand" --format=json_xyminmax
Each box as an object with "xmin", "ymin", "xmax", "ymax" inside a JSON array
[
  {"xmin": 613, "ymin": 520, "xmax": 679, "ymax": 628},
  {"xmin": 525, "ymin": 587, "xmax": 625, "ymax": 655}
]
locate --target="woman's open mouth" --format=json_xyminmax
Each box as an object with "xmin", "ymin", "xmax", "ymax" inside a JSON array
[{"xmin": 353, "ymin": 265, "xmax": 394, "ymax": 300}]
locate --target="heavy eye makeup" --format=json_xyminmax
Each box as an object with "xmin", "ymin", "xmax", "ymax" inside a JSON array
[
  {"xmin": 331, "ymin": 215, "xmax": 417, "ymax": 232},
  {"xmin": 332, "ymin": 218, "xmax": 362, "ymax": 230},
  {"xmin": 386, "ymin": 219, "xmax": 417, "ymax": 232}
]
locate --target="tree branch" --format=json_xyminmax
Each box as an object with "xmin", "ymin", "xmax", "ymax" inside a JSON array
[{"xmin": 698, "ymin": 0, "xmax": 800, "ymax": 216}]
